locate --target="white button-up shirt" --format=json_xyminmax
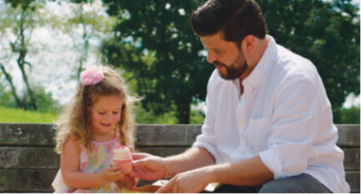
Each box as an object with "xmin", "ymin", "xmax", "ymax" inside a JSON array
[{"xmin": 193, "ymin": 36, "xmax": 350, "ymax": 193}]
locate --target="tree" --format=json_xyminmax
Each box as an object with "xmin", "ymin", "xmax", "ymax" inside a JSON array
[
  {"xmin": 50, "ymin": 0, "xmax": 116, "ymax": 80},
  {"xmin": 32, "ymin": 85, "xmax": 62, "ymax": 114},
  {"xmin": 0, "ymin": 0, "xmax": 114, "ymax": 112},
  {"xmin": 0, "ymin": 0, "xmax": 48, "ymax": 110},
  {"xmin": 0, "ymin": 76, "xmax": 18, "ymax": 108},
  {"xmin": 101, "ymin": 1, "xmax": 213, "ymax": 124},
  {"xmin": 0, "ymin": 63, "xmax": 23, "ymax": 108},
  {"xmin": 257, "ymin": 0, "xmax": 360, "ymax": 123},
  {"xmin": 341, "ymin": 106, "xmax": 360, "ymax": 124}
]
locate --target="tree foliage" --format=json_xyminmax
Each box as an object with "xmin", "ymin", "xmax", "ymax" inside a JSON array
[
  {"xmin": 341, "ymin": 106, "xmax": 360, "ymax": 124},
  {"xmin": 0, "ymin": 81, "xmax": 61, "ymax": 114},
  {"xmin": 50, "ymin": 0, "xmax": 116, "ymax": 80},
  {"xmin": 1, "ymin": 0, "xmax": 114, "ymax": 113},
  {"xmin": 101, "ymin": 0, "xmax": 213, "ymax": 124}
]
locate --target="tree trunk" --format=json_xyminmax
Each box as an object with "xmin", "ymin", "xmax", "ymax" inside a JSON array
[
  {"xmin": 76, "ymin": 4, "xmax": 91, "ymax": 81},
  {"xmin": 0, "ymin": 64, "xmax": 23, "ymax": 108},
  {"xmin": 18, "ymin": 62, "xmax": 37, "ymax": 110},
  {"xmin": 333, "ymin": 108, "xmax": 342, "ymax": 124},
  {"xmin": 14, "ymin": 9, "xmax": 37, "ymax": 110},
  {"xmin": 176, "ymin": 100, "xmax": 191, "ymax": 124}
]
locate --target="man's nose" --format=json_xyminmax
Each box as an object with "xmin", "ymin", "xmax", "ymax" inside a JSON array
[{"xmin": 207, "ymin": 51, "xmax": 216, "ymax": 63}]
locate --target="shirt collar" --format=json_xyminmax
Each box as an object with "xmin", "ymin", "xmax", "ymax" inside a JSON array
[{"xmin": 243, "ymin": 35, "xmax": 277, "ymax": 88}]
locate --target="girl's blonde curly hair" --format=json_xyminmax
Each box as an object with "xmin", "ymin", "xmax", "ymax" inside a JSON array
[{"xmin": 54, "ymin": 65, "xmax": 139, "ymax": 154}]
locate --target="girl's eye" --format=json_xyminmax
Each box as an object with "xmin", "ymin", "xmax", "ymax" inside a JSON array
[
  {"xmin": 98, "ymin": 112, "xmax": 106, "ymax": 115},
  {"xmin": 113, "ymin": 112, "xmax": 120, "ymax": 115}
]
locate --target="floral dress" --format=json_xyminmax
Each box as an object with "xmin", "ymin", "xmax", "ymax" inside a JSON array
[{"xmin": 52, "ymin": 137, "xmax": 125, "ymax": 193}]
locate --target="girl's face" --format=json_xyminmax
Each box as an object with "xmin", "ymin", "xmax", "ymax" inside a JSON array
[{"xmin": 91, "ymin": 94, "xmax": 123, "ymax": 139}]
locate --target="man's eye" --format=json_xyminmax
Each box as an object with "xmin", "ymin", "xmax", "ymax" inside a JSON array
[{"xmin": 213, "ymin": 50, "xmax": 222, "ymax": 55}]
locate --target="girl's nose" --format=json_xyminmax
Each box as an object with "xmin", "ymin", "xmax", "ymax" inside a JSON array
[{"xmin": 104, "ymin": 113, "xmax": 112, "ymax": 120}]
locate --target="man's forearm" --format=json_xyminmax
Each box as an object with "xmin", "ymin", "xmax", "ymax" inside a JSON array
[
  {"xmin": 166, "ymin": 147, "xmax": 215, "ymax": 177},
  {"xmin": 208, "ymin": 156, "xmax": 274, "ymax": 186}
]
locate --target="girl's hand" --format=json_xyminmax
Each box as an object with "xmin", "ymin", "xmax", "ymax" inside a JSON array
[{"xmin": 100, "ymin": 166, "xmax": 125, "ymax": 184}]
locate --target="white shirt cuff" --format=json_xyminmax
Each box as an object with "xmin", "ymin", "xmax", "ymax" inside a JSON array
[{"xmin": 259, "ymin": 149, "xmax": 283, "ymax": 179}]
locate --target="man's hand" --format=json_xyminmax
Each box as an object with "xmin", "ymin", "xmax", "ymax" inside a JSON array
[
  {"xmin": 131, "ymin": 153, "xmax": 166, "ymax": 181},
  {"xmin": 156, "ymin": 167, "xmax": 213, "ymax": 193},
  {"xmin": 118, "ymin": 173, "xmax": 138, "ymax": 190}
]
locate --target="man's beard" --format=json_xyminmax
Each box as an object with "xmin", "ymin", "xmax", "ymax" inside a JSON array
[{"xmin": 214, "ymin": 51, "xmax": 248, "ymax": 80}]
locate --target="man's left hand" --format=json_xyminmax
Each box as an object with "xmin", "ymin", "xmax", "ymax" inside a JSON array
[{"xmin": 156, "ymin": 167, "xmax": 213, "ymax": 193}]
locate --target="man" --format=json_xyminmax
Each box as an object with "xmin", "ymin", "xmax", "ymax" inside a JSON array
[{"xmin": 130, "ymin": 0, "xmax": 350, "ymax": 193}]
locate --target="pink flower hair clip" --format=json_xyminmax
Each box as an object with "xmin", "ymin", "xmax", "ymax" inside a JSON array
[{"xmin": 80, "ymin": 67, "xmax": 104, "ymax": 86}]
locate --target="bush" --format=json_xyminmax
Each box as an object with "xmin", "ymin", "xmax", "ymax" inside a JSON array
[{"xmin": 341, "ymin": 106, "xmax": 360, "ymax": 124}]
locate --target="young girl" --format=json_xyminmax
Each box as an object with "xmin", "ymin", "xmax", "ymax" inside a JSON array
[{"xmin": 52, "ymin": 66, "xmax": 139, "ymax": 193}]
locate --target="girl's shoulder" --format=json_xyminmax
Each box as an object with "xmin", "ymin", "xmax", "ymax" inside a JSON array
[
  {"xmin": 63, "ymin": 136, "xmax": 81, "ymax": 153},
  {"xmin": 61, "ymin": 136, "xmax": 81, "ymax": 163}
]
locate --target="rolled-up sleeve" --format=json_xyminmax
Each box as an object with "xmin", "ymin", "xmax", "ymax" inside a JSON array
[
  {"xmin": 192, "ymin": 108, "xmax": 221, "ymax": 164},
  {"xmin": 259, "ymin": 75, "xmax": 319, "ymax": 179}
]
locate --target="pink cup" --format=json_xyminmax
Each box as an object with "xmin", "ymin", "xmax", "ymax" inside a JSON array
[
  {"xmin": 111, "ymin": 158, "xmax": 132, "ymax": 174},
  {"xmin": 111, "ymin": 146, "xmax": 132, "ymax": 174}
]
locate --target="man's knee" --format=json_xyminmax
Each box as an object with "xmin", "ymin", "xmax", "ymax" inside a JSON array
[
  {"xmin": 213, "ymin": 184, "xmax": 262, "ymax": 193},
  {"xmin": 259, "ymin": 179, "xmax": 299, "ymax": 193},
  {"xmin": 259, "ymin": 174, "xmax": 331, "ymax": 193}
]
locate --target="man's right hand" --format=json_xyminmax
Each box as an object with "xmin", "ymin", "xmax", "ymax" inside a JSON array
[{"xmin": 131, "ymin": 153, "xmax": 166, "ymax": 181}]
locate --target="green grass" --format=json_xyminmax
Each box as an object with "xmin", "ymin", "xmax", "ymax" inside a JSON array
[
  {"xmin": 0, "ymin": 106, "xmax": 58, "ymax": 123},
  {"xmin": 0, "ymin": 105, "xmax": 205, "ymax": 124}
]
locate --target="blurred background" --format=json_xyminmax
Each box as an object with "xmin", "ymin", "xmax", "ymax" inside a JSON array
[{"xmin": 0, "ymin": 0, "xmax": 359, "ymax": 124}]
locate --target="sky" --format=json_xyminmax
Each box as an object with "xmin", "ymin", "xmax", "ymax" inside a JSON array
[
  {"xmin": 0, "ymin": 0, "xmax": 360, "ymax": 109},
  {"xmin": 355, "ymin": 0, "xmax": 360, "ymax": 5}
]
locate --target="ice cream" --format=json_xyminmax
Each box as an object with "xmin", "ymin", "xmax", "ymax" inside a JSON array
[{"xmin": 111, "ymin": 146, "xmax": 132, "ymax": 174}]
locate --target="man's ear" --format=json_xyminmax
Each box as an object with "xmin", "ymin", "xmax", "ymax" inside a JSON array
[{"xmin": 241, "ymin": 35, "xmax": 255, "ymax": 54}]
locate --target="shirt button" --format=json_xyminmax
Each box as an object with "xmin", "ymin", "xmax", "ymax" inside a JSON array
[{"xmin": 240, "ymin": 121, "xmax": 244, "ymax": 126}]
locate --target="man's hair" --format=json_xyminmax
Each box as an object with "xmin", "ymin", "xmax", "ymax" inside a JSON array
[{"xmin": 190, "ymin": 0, "xmax": 267, "ymax": 44}]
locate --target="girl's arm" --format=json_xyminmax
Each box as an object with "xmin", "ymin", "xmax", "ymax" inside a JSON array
[{"xmin": 61, "ymin": 137, "xmax": 123, "ymax": 189}]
